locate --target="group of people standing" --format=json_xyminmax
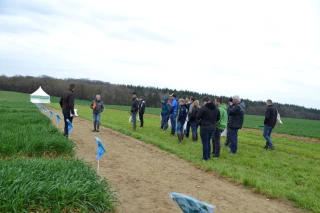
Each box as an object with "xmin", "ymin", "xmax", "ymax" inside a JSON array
[
  {"xmin": 59, "ymin": 84, "xmax": 278, "ymax": 162},
  {"xmin": 159, "ymin": 93, "xmax": 246, "ymax": 161}
]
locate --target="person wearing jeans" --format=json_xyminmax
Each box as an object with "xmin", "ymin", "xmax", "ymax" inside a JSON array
[
  {"xmin": 196, "ymin": 96, "xmax": 220, "ymax": 161},
  {"xmin": 212, "ymin": 97, "xmax": 228, "ymax": 158},
  {"xmin": 169, "ymin": 93, "xmax": 178, "ymax": 136},
  {"xmin": 176, "ymin": 99, "xmax": 187, "ymax": 143},
  {"xmin": 189, "ymin": 100, "xmax": 200, "ymax": 142},
  {"xmin": 59, "ymin": 83, "xmax": 76, "ymax": 137},
  {"xmin": 130, "ymin": 92, "xmax": 140, "ymax": 132},
  {"xmin": 90, "ymin": 94, "xmax": 104, "ymax": 132},
  {"xmin": 263, "ymin": 99, "xmax": 277, "ymax": 150},
  {"xmin": 161, "ymin": 98, "xmax": 170, "ymax": 131},
  {"xmin": 227, "ymin": 95, "xmax": 245, "ymax": 154}
]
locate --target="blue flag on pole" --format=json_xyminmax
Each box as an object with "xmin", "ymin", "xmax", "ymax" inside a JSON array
[
  {"xmin": 66, "ymin": 119, "xmax": 73, "ymax": 134},
  {"xmin": 169, "ymin": 192, "xmax": 215, "ymax": 213},
  {"xmin": 56, "ymin": 114, "xmax": 61, "ymax": 124},
  {"xmin": 49, "ymin": 111, "xmax": 53, "ymax": 119},
  {"xmin": 95, "ymin": 136, "xmax": 106, "ymax": 160}
]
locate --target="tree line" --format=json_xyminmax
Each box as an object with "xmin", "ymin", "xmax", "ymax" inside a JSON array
[{"xmin": 1, "ymin": 75, "xmax": 320, "ymax": 120}]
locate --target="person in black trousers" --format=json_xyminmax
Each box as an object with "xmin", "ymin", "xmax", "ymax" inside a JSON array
[
  {"xmin": 138, "ymin": 96, "xmax": 146, "ymax": 127},
  {"xmin": 59, "ymin": 83, "xmax": 76, "ymax": 137}
]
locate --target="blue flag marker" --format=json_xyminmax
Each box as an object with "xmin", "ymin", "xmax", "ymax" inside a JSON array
[
  {"xmin": 49, "ymin": 111, "xmax": 53, "ymax": 119},
  {"xmin": 95, "ymin": 136, "xmax": 106, "ymax": 160},
  {"xmin": 169, "ymin": 192, "xmax": 215, "ymax": 213},
  {"xmin": 56, "ymin": 114, "xmax": 61, "ymax": 124},
  {"xmin": 66, "ymin": 119, "xmax": 73, "ymax": 134}
]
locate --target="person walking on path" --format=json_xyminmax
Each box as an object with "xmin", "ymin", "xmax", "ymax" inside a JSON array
[
  {"xmin": 263, "ymin": 99, "xmax": 277, "ymax": 150},
  {"xmin": 90, "ymin": 94, "xmax": 104, "ymax": 132},
  {"xmin": 227, "ymin": 95, "xmax": 245, "ymax": 154},
  {"xmin": 138, "ymin": 96, "xmax": 146, "ymax": 128},
  {"xmin": 131, "ymin": 92, "xmax": 140, "ymax": 132},
  {"xmin": 196, "ymin": 96, "xmax": 220, "ymax": 161},
  {"xmin": 189, "ymin": 100, "xmax": 200, "ymax": 142},
  {"xmin": 169, "ymin": 93, "xmax": 179, "ymax": 136},
  {"xmin": 177, "ymin": 99, "xmax": 188, "ymax": 143},
  {"xmin": 59, "ymin": 83, "xmax": 76, "ymax": 137},
  {"xmin": 212, "ymin": 97, "xmax": 227, "ymax": 158},
  {"xmin": 161, "ymin": 98, "xmax": 170, "ymax": 131}
]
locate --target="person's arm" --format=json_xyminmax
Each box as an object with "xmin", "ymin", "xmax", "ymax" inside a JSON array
[
  {"xmin": 131, "ymin": 100, "xmax": 139, "ymax": 113},
  {"xmin": 101, "ymin": 101, "xmax": 104, "ymax": 112},
  {"xmin": 141, "ymin": 101, "xmax": 146, "ymax": 113},
  {"xmin": 69, "ymin": 93, "xmax": 75, "ymax": 115},
  {"xmin": 216, "ymin": 109, "xmax": 221, "ymax": 121},
  {"xmin": 90, "ymin": 100, "xmax": 94, "ymax": 109},
  {"xmin": 59, "ymin": 95, "xmax": 63, "ymax": 108},
  {"xmin": 228, "ymin": 105, "xmax": 240, "ymax": 115},
  {"xmin": 196, "ymin": 107, "xmax": 203, "ymax": 120},
  {"xmin": 264, "ymin": 107, "xmax": 271, "ymax": 123},
  {"xmin": 169, "ymin": 101, "xmax": 176, "ymax": 114}
]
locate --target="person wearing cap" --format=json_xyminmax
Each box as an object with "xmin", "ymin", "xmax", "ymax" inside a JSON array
[
  {"xmin": 90, "ymin": 94, "xmax": 104, "ymax": 132},
  {"xmin": 130, "ymin": 92, "xmax": 140, "ymax": 132},
  {"xmin": 138, "ymin": 96, "xmax": 146, "ymax": 127},
  {"xmin": 169, "ymin": 93, "xmax": 179, "ymax": 136}
]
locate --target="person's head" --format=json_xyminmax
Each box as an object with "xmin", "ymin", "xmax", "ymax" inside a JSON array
[
  {"xmin": 69, "ymin": 83, "xmax": 75, "ymax": 91},
  {"xmin": 193, "ymin": 100, "xmax": 200, "ymax": 108},
  {"xmin": 170, "ymin": 93, "xmax": 176, "ymax": 100},
  {"xmin": 178, "ymin": 98, "xmax": 185, "ymax": 106},
  {"xmin": 266, "ymin": 99, "xmax": 272, "ymax": 106},
  {"xmin": 96, "ymin": 94, "xmax": 101, "ymax": 101},
  {"xmin": 215, "ymin": 97, "xmax": 222, "ymax": 106},
  {"xmin": 132, "ymin": 92, "xmax": 137, "ymax": 99},
  {"xmin": 185, "ymin": 96, "xmax": 190, "ymax": 103},
  {"xmin": 202, "ymin": 96, "xmax": 211, "ymax": 105},
  {"xmin": 190, "ymin": 96, "xmax": 195, "ymax": 103},
  {"xmin": 232, "ymin": 95, "xmax": 241, "ymax": 104},
  {"xmin": 139, "ymin": 96, "xmax": 144, "ymax": 101}
]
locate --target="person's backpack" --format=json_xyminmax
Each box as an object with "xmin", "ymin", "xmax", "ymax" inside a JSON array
[{"xmin": 276, "ymin": 109, "xmax": 282, "ymax": 125}]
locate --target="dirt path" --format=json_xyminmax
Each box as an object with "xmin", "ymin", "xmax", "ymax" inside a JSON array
[{"xmin": 50, "ymin": 108, "xmax": 305, "ymax": 213}]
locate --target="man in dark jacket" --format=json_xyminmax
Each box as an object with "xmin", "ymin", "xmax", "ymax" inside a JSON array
[
  {"xmin": 59, "ymin": 83, "xmax": 76, "ymax": 137},
  {"xmin": 227, "ymin": 95, "xmax": 245, "ymax": 154},
  {"xmin": 196, "ymin": 96, "xmax": 220, "ymax": 161},
  {"xmin": 263, "ymin": 99, "xmax": 277, "ymax": 150},
  {"xmin": 131, "ymin": 92, "xmax": 140, "ymax": 132},
  {"xmin": 184, "ymin": 96, "xmax": 194, "ymax": 138},
  {"xmin": 90, "ymin": 94, "xmax": 104, "ymax": 132},
  {"xmin": 138, "ymin": 96, "xmax": 146, "ymax": 128},
  {"xmin": 161, "ymin": 98, "xmax": 170, "ymax": 131}
]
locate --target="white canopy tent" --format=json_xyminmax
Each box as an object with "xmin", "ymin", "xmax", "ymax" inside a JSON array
[{"xmin": 30, "ymin": 86, "xmax": 51, "ymax": 103}]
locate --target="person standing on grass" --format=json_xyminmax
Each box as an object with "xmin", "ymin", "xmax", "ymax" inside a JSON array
[
  {"xmin": 189, "ymin": 100, "xmax": 200, "ymax": 142},
  {"xmin": 59, "ymin": 83, "xmax": 76, "ymax": 137},
  {"xmin": 263, "ymin": 99, "xmax": 277, "ymax": 150},
  {"xmin": 185, "ymin": 96, "xmax": 194, "ymax": 138},
  {"xmin": 90, "ymin": 94, "xmax": 104, "ymax": 132},
  {"xmin": 138, "ymin": 96, "xmax": 146, "ymax": 128},
  {"xmin": 161, "ymin": 98, "xmax": 170, "ymax": 131},
  {"xmin": 196, "ymin": 96, "xmax": 220, "ymax": 161},
  {"xmin": 227, "ymin": 95, "xmax": 245, "ymax": 154},
  {"xmin": 177, "ymin": 99, "xmax": 188, "ymax": 143},
  {"xmin": 224, "ymin": 97, "xmax": 233, "ymax": 147},
  {"xmin": 212, "ymin": 97, "xmax": 227, "ymax": 158},
  {"xmin": 130, "ymin": 92, "xmax": 140, "ymax": 132},
  {"xmin": 169, "ymin": 93, "xmax": 179, "ymax": 136}
]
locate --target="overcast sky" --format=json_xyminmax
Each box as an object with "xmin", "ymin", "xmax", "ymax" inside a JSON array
[{"xmin": 1, "ymin": 0, "xmax": 319, "ymax": 109}]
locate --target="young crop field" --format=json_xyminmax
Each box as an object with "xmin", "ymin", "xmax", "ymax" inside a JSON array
[
  {"xmin": 0, "ymin": 92, "xmax": 118, "ymax": 212},
  {"xmin": 47, "ymin": 103, "xmax": 320, "ymax": 212}
]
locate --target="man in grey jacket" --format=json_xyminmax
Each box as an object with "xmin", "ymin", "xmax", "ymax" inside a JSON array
[{"xmin": 90, "ymin": 94, "xmax": 104, "ymax": 132}]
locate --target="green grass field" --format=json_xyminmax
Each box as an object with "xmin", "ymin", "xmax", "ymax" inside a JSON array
[
  {"xmin": 47, "ymin": 102, "xmax": 320, "ymax": 212},
  {"xmin": 3, "ymin": 90, "xmax": 319, "ymax": 139},
  {"xmin": 0, "ymin": 91, "xmax": 118, "ymax": 212}
]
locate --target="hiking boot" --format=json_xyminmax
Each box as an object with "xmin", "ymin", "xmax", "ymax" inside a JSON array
[
  {"xmin": 181, "ymin": 134, "xmax": 184, "ymax": 141},
  {"xmin": 263, "ymin": 146, "xmax": 269, "ymax": 150},
  {"xmin": 192, "ymin": 134, "xmax": 196, "ymax": 142},
  {"xmin": 133, "ymin": 124, "xmax": 136, "ymax": 132},
  {"xmin": 195, "ymin": 134, "xmax": 198, "ymax": 142},
  {"xmin": 92, "ymin": 122, "xmax": 97, "ymax": 132},
  {"xmin": 269, "ymin": 146, "xmax": 275, "ymax": 150},
  {"xmin": 97, "ymin": 123, "xmax": 100, "ymax": 132}
]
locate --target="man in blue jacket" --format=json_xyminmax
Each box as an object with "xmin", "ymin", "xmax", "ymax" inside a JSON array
[
  {"xmin": 169, "ymin": 93, "xmax": 179, "ymax": 136},
  {"xmin": 227, "ymin": 95, "xmax": 245, "ymax": 154}
]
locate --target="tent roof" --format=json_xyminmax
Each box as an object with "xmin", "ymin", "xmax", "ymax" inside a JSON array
[{"xmin": 31, "ymin": 86, "xmax": 50, "ymax": 97}]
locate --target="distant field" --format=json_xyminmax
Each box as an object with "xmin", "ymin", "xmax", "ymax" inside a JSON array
[
  {"xmin": 1, "ymin": 90, "xmax": 320, "ymax": 138},
  {"xmin": 48, "ymin": 102, "xmax": 320, "ymax": 212}
]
